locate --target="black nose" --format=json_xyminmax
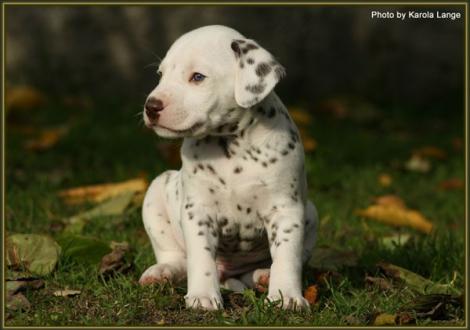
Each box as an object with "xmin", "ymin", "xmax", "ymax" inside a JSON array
[{"xmin": 145, "ymin": 98, "xmax": 164, "ymax": 120}]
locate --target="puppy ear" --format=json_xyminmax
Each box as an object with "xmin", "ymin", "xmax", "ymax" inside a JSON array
[{"xmin": 231, "ymin": 39, "xmax": 286, "ymax": 108}]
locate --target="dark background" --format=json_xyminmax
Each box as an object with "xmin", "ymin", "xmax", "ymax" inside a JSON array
[{"xmin": 6, "ymin": 5, "xmax": 465, "ymax": 111}]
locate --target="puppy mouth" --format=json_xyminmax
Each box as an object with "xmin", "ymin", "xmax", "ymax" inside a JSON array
[{"xmin": 157, "ymin": 122, "xmax": 204, "ymax": 135}]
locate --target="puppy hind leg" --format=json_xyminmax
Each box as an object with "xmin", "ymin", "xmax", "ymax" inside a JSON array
[{"xmin": 139, "ymin": 171, "xmax": 187, "ymax": 285}]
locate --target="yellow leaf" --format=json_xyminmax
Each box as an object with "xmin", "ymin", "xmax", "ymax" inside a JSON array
[
  {"xmin": 412, "ymin": 146, "xmax": 447, "ymax": 160},
  {"xmin": 377, "ymin": 173, "xmax": 392, "ymax": 187},
  {"xmin": 298, "ymin": 127, "xmax": 317, "ymax": 153},
  {"xmin": 23, "ymin": 127, "xmax": 68, "ymax": 151},
  {"xmin": 6, "ymin": 85, "xmax": 46, "ymax": 111},
  {"xmin": 356, "ymin": 204, "xmax": 433, "ymax": 234},
  {"xmin": 373, "ymin": 313, "xmax": 397, "ymax": 326},
  {"xmin": 374, "ymin": 195, "xmax": 406, "ymax": 209},
  {"xmin": 58, "ymin": 178, "xmax": 148, "ymax": 205},
  {"xmin": 289, "ymin": 107, "xmax": 313, "ymax": 126}
]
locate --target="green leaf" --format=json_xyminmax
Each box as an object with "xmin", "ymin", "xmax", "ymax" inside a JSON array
[
  {"xmin": 64, "ymin": 191, "xmax": 135, "ymax": 234},
  {"xmin": 69, "ymin": 191, "xmax": 135, "ymax": 222},
  {"xmin": 6, "ymin": 234, "xmax": 61, "ymax": 276},
  {"xmin": 378, "ymin": 262, "xmax": 461, "ymax": 295},
  {"xmin": 57, "ymin": 235, "xmax": 111, "ymax": 265}
]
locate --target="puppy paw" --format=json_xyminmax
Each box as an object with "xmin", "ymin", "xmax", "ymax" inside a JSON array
[
  {"xmin": 139, "ymin": 263, "xmax": 185, "ymax": 285},
  {"xmin": 266, "ymin": 294, "xmax": 310, "ymax": 311},
  {"xmin": 185, "ymin": 294, "xmax": 223, "ymax": 310}
]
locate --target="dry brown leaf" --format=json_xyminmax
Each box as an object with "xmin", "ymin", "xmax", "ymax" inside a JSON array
[
  {"xmin": 255, "ymin": 274, "xmax": 270, "ymax": 293},
  {"xmin": 374, "ymin": 195, "xmax": 406, "ymax": 209},
  {"xmin": 303, "ymin": 285, "xmax": 319, "ymax": 305},
  {"xmin": 6, "ymin": 85, "xmax": 46, "ymax": 111},
  {"xmin": 58, "ymin": 178, "xmax": 148, "ymax": 205},
  {"xmin": 438, "ymin": 178, "xmax": 464, "ymax": 191},
  {"xmin": 53, "ymin": 289, "xmax": 81, "ymax": 297},
  {"xmin": 7, "ymin": 292, "xmax": 31, "ymax": 311},
  {"xmin": 356, "ymin": 205, "xmax": 433, "ymax": 234},
  {"xmin": 378, "ymin": 173, "xmax": 392, "ymax": 187},
  {"xmin": 24, "ymin": 127, "xmax": 68, "ymax": 151},
  {"xmin": 99, "ymin": 241, "xmax": 132, "ymax": 277},
  {"xmin": 365, "ymin": 276, "xmax": 393, "ymax": 291},
  {"xmin": 289, "ymin": 107, "xmax": 313, "ymax": 126},
  {"xmin": 412, "ymin": 146, "xmax": 447, "ymax": 160}
]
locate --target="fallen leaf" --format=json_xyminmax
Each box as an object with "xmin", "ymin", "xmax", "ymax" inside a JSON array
[
  {"xmin": 6, "ymin": 292, "xmax": 31, "ymax": 311},
  {"xmin": 6, "ymin": 85, "xmax": 46, "ymax": 111},
  {"xmin": 99, "ymin": 241, "xmax": 132, "ymax": 277},
  {"xmin": 6, "ymin": 234, "xmax": 61, "ymax": 276},
  {"xmin": 402, "ymin": 294, "xmax": 462, "ymax": 320},
  {"xmin": 303, "ymin": 285, "xmax": 319, "ymax": 305},
  {"xmin": 64, "ymin": 191, "xmax": 136, "ymax": 233},
  {"xmin": 7, "ymin": 279, "xmax": 45, "ymax": 296},
  {"xmin": 53, "ymin": 289, "xmax": 81, "ymax": 297},
  {"xmin": 57, "ymin": 235, "xmax": 111, "ymax": 265},
  {"xmin": 373, "ymin": 313, "xmax": 397, "ymax": 326},
  {"xmin": 365, "ymin": 276, "xmax": 393, "ymax": 291},
  {"xmin": 255, "ymin": 274, "xmax": 270, "ymax": 293},
  {"xmin": 356, "ymin": 204, "xmax": 433, "ymax": 234},
  {"xmin": 58, "ymin": 178, "xmax": 148, "ymax": 205},
  {"xmin": 297, "ymin": 127, "xmax": 317, "ymax": 153},
  {"xmin": 289, "ymin": 107, "xmax": 313, "ymax": 126},
  {"xmin": 412, "ymin": 146, "xmax": 447, "ymax": 160},
  {"xmin": 405, "ymin": 155, "xmax": 431, "ymax": 173},
  {"xmin": 378, "ymin": 263, "xmax": 461, "ymax": 295},
  {"xmin": 309, "ymin": 247, "xmax": 358, "ymax": 271},
  {"xmin": 24, "ymin": 126, "xmax": 68, "ymax": 151},
  {"xmin": 377, "ymin": 173, "xmax": 392, "ymax": 187},
  {"xmin": 374, "ymin": 195, "xmax": 406, "ymax": 209},
  {"xmin": 303, "ymin": 139, "xmax": 317, "ymax": 153},
  {"xmin": 6, "ymin": 269, "xmax": 35, "ymax": 281},
  {"xmin": 438, "ymin": 178, "xmax": 464, "ymax": 191}
]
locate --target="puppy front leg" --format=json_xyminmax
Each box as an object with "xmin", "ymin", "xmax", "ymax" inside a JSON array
[
  {"xmin": 266, "ymin": 205, "xmax": 310, "ymax": 310},
  {"xmin": 182, "ymin": 209, "xmax": 222, "ymax": 310}
]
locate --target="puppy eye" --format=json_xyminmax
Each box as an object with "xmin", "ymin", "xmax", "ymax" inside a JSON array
[{"xmin": 190, "ymin": 72, "xmax": 206, "ymax": 83}]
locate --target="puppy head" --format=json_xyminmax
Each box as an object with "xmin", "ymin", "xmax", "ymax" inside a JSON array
[{"xmin": 143, "ymin": 25, "xmax": 285, "ymax": 138}]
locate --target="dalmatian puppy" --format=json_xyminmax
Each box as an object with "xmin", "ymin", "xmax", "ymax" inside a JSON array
[{"xmin": 140, "ymin": 25, "xmax": 318, "ymax": 311}]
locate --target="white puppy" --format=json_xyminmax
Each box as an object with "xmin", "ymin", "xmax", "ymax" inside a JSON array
[{"xmin": 140, "ymin": 25, "xmax": 318, "ymax": 311}]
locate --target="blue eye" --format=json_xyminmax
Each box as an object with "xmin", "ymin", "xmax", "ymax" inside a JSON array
[{"xmin": 190, "ymin": 72, "xmax": 206, "ymax": 82}]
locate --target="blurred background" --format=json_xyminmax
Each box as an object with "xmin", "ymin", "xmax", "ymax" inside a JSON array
[{"xmin": 6, "ymin": 5, "xmax": 464, "ymax": 109}]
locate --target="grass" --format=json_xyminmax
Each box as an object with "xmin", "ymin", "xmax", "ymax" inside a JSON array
[{"xmin": 4, "ymin": 97, "xmax": 466, "ymax": 326}]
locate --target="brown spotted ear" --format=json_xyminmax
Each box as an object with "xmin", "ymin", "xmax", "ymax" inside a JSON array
[{"xmin": 231, "ymin": 39, "xmax": 286, "ymax": 108}]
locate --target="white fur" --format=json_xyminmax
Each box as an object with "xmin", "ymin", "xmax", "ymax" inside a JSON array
[{"xmin": 140, "ymin": 25, "xmax": 318, "ymax": 311}]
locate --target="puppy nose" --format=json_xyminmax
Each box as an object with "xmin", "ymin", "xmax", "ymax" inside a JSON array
[{"xmin": 145, "ymin": 98, "xmax": 164, "ymax": 120}]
